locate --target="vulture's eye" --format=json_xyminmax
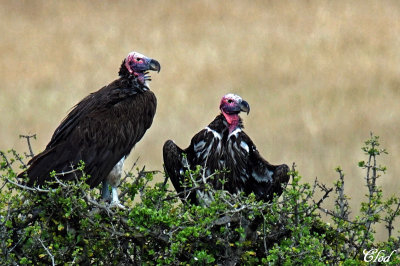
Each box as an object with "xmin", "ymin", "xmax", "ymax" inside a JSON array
[
  {"xmin": 136, "ymin": 58, "xmax": 142, "ymax": 62},
  {"xmin": 227, "ymin": 99, "xmax": 233, "ymax": 103}
]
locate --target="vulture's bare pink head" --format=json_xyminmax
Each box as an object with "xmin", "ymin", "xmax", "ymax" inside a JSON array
[
  {"xmin": 220, "ymin": 93, "xmax": 250, "ymax": 131},
  {"xmin": 121, "ymin": 51, "xmax": 161, "ymax": 86}
]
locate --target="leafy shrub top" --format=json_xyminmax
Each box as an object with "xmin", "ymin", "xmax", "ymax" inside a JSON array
[{"xmin": 0, "ymin": 134, "xmax": 399, "ymax": 265}]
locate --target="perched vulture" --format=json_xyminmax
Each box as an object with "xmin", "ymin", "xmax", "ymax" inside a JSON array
[
  {"xmin": 163, "ymin": 93, "xmax": 289, "ymax": 205},
  {"xmin": 19, "ymin": 51, "xmax": 160, "ymax": 208}
]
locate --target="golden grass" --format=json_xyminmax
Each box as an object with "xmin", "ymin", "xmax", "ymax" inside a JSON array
[{"xmin": 1, "ymin": 0, "xmax": 400, "ymax": 239}]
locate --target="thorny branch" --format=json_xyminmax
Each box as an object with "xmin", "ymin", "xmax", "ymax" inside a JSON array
[
  {"xmin": 37, "ymin": 237, "xmax": 55, "ymax": 266},
  {"xmin": 335, "ymin": 168, "xmax": 349, "ymax": 220},
  {"xmin": 19, "ymin": 134, "xmax": 36, "ymax": 159},
  {"xmin": 384, "ymin": 198, "xmax": 400, "ymax": 239},
  {"xmin": 0, "ymin": 151, "xmax": 13, "ymax": 171},
  {"xmin": 313, "ymin": 179, "xmax": 333, "ymax": 213},
  {"xmin": 5, "ymin": 178, "xmax": 50, "ymax": 193}
]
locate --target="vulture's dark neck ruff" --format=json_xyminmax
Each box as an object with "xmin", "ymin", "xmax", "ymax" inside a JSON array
[{"xmin": 208, "ymin": 114, "xmax": 244, "ymax": 138}]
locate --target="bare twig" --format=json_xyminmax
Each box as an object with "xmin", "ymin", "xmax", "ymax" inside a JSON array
[
  {"xmin": 5, "ymin": 177, "xmax": 50, "ymax": 193},
  {"xmin": 37, "ymin": 237, "xmax": 55, "ymax": 266},
  {"xmin": 313, "ymin": 181, "xmax": 333, "ymax": 211},
  {"xmin": 11, "ymin": 150, "xmax": 26, "ymax": 168},
  {"xmin": 8, "ymin": 234, "xmax": 26, "ymax": 253},
  {"xmin": 19, "ymin": 134, "xmax": 36, "ymax": 158},
  {"xmin": 53, "ymin": 176, "xmax": 68, "ymax": 188},
  {"xmin": 54, "ymin": 168, "xmax": 80, "ymax": 177}
]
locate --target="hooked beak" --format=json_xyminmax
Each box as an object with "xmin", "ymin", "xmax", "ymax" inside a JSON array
[
  {"xmin": 149, "ymin": 59, "xmax": 161, "ymax": 73},
  {"xmin": 240, "ymin": 100, "xmax": 250, "ymax": 115}
]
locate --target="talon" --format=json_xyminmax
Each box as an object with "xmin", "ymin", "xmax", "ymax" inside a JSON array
[{"xmin": 109, "ymin": 201, "xmax": 126, "ymax": 209}]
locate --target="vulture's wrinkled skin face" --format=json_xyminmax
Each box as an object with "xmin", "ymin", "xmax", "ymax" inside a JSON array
[
  {"xmin": 220, "ymin": 93, "xmax": 250, "ymax": 116},
  {"xmin": 124, "ymin": 51, "xmax": 161, "ymax": 85}
]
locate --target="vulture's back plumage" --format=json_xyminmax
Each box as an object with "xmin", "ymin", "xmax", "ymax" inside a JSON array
[
  {"xmin": 19, "ymin": 52, "xmax": 160, "ymax": 202},
  {"xmin": 163, "ymin": 94, "xmax": 289, "ymax": 205}
]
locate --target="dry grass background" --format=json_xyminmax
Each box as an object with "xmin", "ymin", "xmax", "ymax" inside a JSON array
[{"xmin": 1, "ymin": 1, "xmax": 400, "ymax": 239}]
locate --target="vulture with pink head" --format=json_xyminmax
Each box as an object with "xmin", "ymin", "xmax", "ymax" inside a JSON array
[
  {"xmin": 163, "ymin": 94, "xmax": 289, "ymax": 205},
  {"xmin": 19, "ymin": 51, "xmax": 160, "ymax": 208}
]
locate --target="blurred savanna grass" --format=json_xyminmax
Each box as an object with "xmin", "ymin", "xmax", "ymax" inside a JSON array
[{"xmin": 1, "ymin": 0, "xmax": 400, "ymax": 239}]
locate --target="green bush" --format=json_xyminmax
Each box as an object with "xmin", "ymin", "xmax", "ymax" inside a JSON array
[{"xmin": 1, "ymin": 134, "xmax": 399, "ymax": 265}]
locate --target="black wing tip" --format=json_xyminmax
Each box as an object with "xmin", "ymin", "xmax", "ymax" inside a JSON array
[
  {"xmin": 163, "ymin": 139, "xmax": 175, "ymax": 146},
  {"xmin": 163, "ymin": 140, "xmax": 175, "ymax": 153}
]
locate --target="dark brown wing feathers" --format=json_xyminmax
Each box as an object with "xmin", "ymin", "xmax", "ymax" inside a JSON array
[
  {"xmin": 22, "ymin": 79, "xmax": 157, "ymax": 188},
  {"xmin": 163, "ymin": 114, "xmax": 289, "ymax": 204}
]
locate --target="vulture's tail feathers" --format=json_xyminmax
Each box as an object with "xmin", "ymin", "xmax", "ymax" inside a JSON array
[{"xmin": 19, "ymin": 142, "xmax": 81, "ymax": 187}]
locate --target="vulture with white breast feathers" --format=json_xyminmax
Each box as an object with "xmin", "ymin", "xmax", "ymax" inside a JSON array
[
  {"xmin": 19, "ymin": 51, "xmax": 160, "ymax": 208},
  {"xmin": 163, "ymin": 94, "xmax": 289, "ymax": 205}
]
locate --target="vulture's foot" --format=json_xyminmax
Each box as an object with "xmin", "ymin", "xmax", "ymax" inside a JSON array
[
  {"xmin": 109, "ymin": 201, "xmax": 126, "ymax": 210},
  {"xmin": 109, "ymin": 186, "xmax": 125, "ymax": 209}
]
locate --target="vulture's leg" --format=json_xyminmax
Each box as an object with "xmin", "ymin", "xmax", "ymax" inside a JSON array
[
  {"xmin": 111, "ymin": 186, "xmax": 124, "ymax": 208},
  {"xmin": 107, "ymin": 157, "xmax": 126, "ymax": 209},
  {"xmin": 101, "ymin": 180, "xmax": 111, "ymax": 200}
]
